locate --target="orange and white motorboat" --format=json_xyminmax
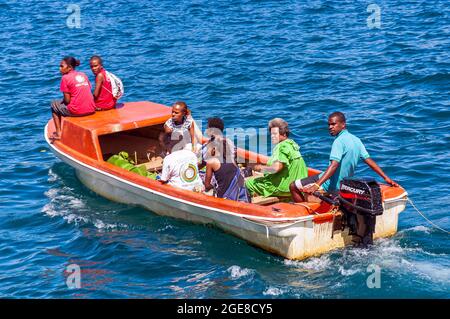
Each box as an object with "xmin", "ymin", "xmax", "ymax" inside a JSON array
[{"xmin": 44, "ymin": 101, "xmax": 408, "ymax": 260}]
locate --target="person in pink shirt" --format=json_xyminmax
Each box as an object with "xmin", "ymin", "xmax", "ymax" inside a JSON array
[
  {"xmin": 50, "ymin": 56, "xmax": 95, "ymax": 140},
  {"xmin": 89, "ymin": 55, "xmax": 116, "ymax": 111}
]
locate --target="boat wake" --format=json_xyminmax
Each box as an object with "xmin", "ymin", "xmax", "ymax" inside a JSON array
[
  {"xmin": 283, "ymin": 236, "xmax": 450, "ymax": 290},
  {"xmin": 42, "ymin": 168, "xmax": 129, "ymax": 231},
  {"xmin": 42, "ymin": 188, "xmax": 90, "ymax": 226}
]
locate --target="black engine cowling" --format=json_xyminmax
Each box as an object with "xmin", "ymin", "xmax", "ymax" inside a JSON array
[
  {"xmin": 339, "ymin": 178, "xmax": 383, "ymax": 216},
  {"xmin": 338, "ymin": 178, "xmax": 384, "ymax": 247}
]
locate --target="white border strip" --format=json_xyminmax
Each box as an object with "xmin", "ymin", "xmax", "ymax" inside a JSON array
[{"xmin": 44, "ymin": 124, "xmax": 314, "ymax": 223}]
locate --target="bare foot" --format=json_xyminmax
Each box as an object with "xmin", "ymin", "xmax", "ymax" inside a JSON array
[{"xmin": 50, "ymin": 132, "xmax": 61, "ymax": 143}]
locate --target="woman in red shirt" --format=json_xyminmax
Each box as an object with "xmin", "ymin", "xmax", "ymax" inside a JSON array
[
  {"xmin": 89, "ymin": 55, "xmax": 116, "ymax": 111},
  {"xmin": 50, "ymin": 56, "xmax": 95, "ymax": 140}
]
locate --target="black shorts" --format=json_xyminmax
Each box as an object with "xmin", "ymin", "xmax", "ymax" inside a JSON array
[
  {"xmin": 51, "ymin": 100, "xmax": 72, "ymax": 117},
  {"xmin": 294, "ymin": 174, "xmax": 320, "ymax": 190},
  {"xmin": 51, "ymin": 100, "xmax": 95, "ymax": 117}
]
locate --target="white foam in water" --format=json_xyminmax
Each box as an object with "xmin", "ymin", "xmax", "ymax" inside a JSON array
[
  {"xmin": 43, "ymin": 188, "xmax": 82, "ymax": 212},
  {"xmin": 69, "ymin": 198, "xmax": 85, "ymax": 209},
  {"xmin": 41, "ymin": 203, "xmax": 59, "ymax": 217},
  {"xmin": 282, "ymin": 233, "xmax": 449, "ymax": 285},
  {"xmin": 44, "ymin": 188, "xmax": 78, "ymax": 204},
  {"xmin": 338, "ymin": 265, "xmax": 360, "ymax": 277},
  {"xmin": 47, "ymin": 169, "xmax": 59, "ymax": 182},
  {"xmin": 374, "ymin": 239, "xmax": 406, "ymax": 255},
  {"xmin": 93, "ymin": 219, "xmax": 121, "ymax": 230},
  {"xmin": 372, "ymin": 238, "xmax": 445, "ymax": 260},
  {"xmin": 157, "ymin": 225, "xmax": 175, "ymax": 232},
  {"xmin": 64, "ymin": 214, "xmax": 89, "ymax": 225},
  {"xmin": 227, "ymin": 265, "xmax": 254, "ymax": 279},
  {"xmin": 263, "ymin": 287, "xmax": 285, "ymax": 296},
  {"xmin": 332, "ymin": 237, "xmax": 450, "ymax": 288},
  {"xmin": 413, "ymin": 261, "xmax": 450, "ymax": 283},
  {"xmin": 93, "ymin": 220, "xmax": 106, "ymax": 229},
  {"xmin": 44, "ymin": 186, "xmax": 129, "ymax": 231},
  {"xmin": 284, "ymin": 255, "xmax": 331, "ymax": 271},
  {"xmin": 42, "ymin": 200, "xmax": 89, "ymax": 226},
  {"xmin": 42, "ymin": 187, "xmax": 91, "ymax": 227},
  {"xmin": 339, "ymin": 239, "xmax": 406, "ymax": 270},
  {"xmin": 44, "ymin": 188, "xmax": 58, "ymax": 198},
  {"xmin": 282, "ymin": 235, "xmax": 449, "ymax": 290},
  {"xmin": 408, "ymin": 225, "xmax": 431, "ymax": 234}
]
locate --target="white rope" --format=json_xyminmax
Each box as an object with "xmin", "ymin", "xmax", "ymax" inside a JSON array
[{"xmin": 408, "ymin": 198, "xmax": 450, "ymax": 234}]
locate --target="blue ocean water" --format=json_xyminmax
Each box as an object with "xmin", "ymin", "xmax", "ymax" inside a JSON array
[{"xmin": 0, "ymin": 0, "xmax": 449, "ymax": 298}]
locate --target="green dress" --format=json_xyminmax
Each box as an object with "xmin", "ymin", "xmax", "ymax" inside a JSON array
[{"xmin": 245, "ymin": 139, "xmax": 308, "ymax": 197}]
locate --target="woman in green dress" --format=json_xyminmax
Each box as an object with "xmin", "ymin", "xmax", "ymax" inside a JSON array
[{"xmin": 245, "ymin": 118, "xmax": 308, "ymax": 198}]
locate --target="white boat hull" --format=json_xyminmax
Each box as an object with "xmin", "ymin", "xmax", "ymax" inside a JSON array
[{"xmin": 50, "ymin": 142, "xmax": 407, "ymax": 260}]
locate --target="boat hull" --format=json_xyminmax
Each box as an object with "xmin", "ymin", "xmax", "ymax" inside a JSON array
[{"xmin": 51, "ymin": 143, "xmax": 406, "ymax": 260}]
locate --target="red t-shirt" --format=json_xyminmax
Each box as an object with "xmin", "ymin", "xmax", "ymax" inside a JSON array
[
  {"xmin": 60, "ymin": 70, "xmax": 95, "ymax": 115},
  {"xmin": 94, "ymin": 69, "xmax": 116, "ymax": 110}
]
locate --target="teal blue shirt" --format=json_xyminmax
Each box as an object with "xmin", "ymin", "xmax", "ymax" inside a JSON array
[{"xmin": 320, "ymin": 129, "xmax": 370, "ymax": 192}]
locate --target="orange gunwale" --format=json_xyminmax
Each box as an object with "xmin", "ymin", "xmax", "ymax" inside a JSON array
[{"xmin": 46, "ymin": 101, "xmax": 407, "ymax": 223}]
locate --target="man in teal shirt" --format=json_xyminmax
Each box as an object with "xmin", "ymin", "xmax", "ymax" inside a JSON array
[{"xmin": 290, "ymin": 112, "xmax": 399, "ymax": 202}]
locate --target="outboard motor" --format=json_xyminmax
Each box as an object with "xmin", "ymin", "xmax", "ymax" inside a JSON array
[{"xmin": 338, "ymin": 178, "xmax": 383, "ymax": 247}]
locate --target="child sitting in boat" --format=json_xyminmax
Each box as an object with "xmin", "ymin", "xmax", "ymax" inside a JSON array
[
  {"xmin": 50, "ymin": 57, "xmax": 95, "ymax": 140},
  {"xmin": 89, "ymin": 55, "xmax": 117, "ymax": 111},
  {"xmin": 164, "ymin": 101, "xmax": 201, "ymax": 153},
  {"xmin": 204, "ymin": 135, "xmax": 250, "ymax": 202},
  {"xmin": 159, "ymin": 133, "xmax": 204, "ymax": 192}
]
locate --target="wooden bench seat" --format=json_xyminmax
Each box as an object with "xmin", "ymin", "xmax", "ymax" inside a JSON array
[
  {"xmin": 251, "ymin": 196, "xmax": 280, "ymax": 205},
  {"xmin": 142, "ymin": 156, "xmax": 163, "ymax": 172}
]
